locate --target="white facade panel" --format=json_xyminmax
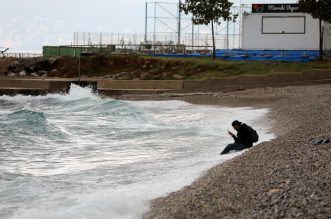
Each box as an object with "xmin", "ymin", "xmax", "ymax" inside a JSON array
[
  {"xmin": 262, "ymin": 16, "xmax": 305, "ymax": 34},
  {"xmin": 324, "ymin": 23, "xmax": 331, "ymax": 50},
  {"xmin": 242, "ymin": 13, "xmax": 320, "ymax": 50}
]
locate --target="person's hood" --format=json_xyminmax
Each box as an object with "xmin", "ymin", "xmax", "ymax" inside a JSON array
[{"xmin": 240, "ymin": 123, "xmax": 247, "ymax": 130}]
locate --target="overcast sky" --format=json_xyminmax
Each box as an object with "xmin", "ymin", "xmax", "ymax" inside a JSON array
[{"xmin": 0, "ymin": 0, "xmax": 297, "ymax": 52}]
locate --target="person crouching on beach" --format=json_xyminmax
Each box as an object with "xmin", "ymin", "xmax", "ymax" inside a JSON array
[{"xmin": 220, "ymin": 120, "xmax": 257, "ymax": 155}]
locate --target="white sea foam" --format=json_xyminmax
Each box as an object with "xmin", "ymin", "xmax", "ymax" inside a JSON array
[{"xmin": 0, "ymin": 84, "xmax": 274, "ymax": 219}]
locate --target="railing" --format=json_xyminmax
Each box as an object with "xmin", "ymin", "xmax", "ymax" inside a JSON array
[
  {"xmin": 73, "ymin": 32, "xmax": 242, "ymax": 51},
  {"xmin": 1, "ymin": 53, "xmax": 42, "ymax": 58},
  {"xmin": 42, "ymin": 44, "xmax": 213, "ymax": 57}
]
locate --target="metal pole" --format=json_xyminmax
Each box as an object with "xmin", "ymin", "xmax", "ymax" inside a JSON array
[
  {"xmin": 227, "ymin": 20, "xmax": 229, "ymax": 49},
  {"xmin": 78, "ymin": 55, "xmax": 81, "ymax": 85},
  {"xmin": 145, "ymin": 2, "xmax": 148, "ymax": 42},
  {"xmin": 242, "ymin": 11, "xmax": 245, "ymax": 49},
  {"xmin": 197, "ymin": 25, "xmax": 200, "ymax": 49},
  {"xmin": 233, "ymin": 21, "xmax": 235, "ymax": 49},
  {"xmin": 153, "ymin": 2, "xmax": 156, "ymax": 44},
  {"xmin": 192, "ymin": 21, "xmax": 194, "ymax": 48},
  {"xmin": 88, "ymin": 32, "xmax": 91, "ymax": 45},
  {"xmin": 177, "ymin": 0, "xmax": 181, "ymax": 44},
  {"xmin": 238, "ymin": 2, "xmax": 242, "ymax": 49}
]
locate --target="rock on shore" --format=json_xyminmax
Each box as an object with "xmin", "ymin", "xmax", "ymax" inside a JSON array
[
  {"xmin": 0, "ymin": 56, "xmax": 219, "ymax": 80},
  {"xmin": 142, "ymin": 84, "xmax": 331, "ymax": 218},
  {"xmin": 0, "ymin": 57, "xmax": 80, "ymax": 78}
]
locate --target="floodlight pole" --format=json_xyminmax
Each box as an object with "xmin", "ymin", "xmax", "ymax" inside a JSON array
[
  {"xmin": 153, "ymin": 2, "xmax": 156, "ymax": 44},
  {"xmin": 227, "ymin": 20, "xmax": 229, "ymax": 49},
  {"xmin": 177, "ymin": 0, "xmax": 181, "ymax": 44},
  {"xmin": 192, "ymin": 22, "xmax": 194, "ymax": 48},
  {"xmin": 145, "ymin": 2, "xmax": 148, "ymax": 42},
  {"xmin": 239, "ymin": 1, "xmax": 242, "ymax": 49}
]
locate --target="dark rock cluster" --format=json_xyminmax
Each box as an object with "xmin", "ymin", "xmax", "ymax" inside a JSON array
[
  {"xmin": 0, "ymin": 57, "xmax": 77, "ymax": 78},
  {"xmin": 0, "ymin": 56, "xmax": 208, "ymax": 80}
]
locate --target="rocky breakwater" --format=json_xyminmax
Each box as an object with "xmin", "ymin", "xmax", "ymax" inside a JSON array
[
  {"xmin": 0, "ymin": 57, "xmax": 77, "ymax": 78},
  {"xmin": 0, "ymin": 56, "xmax": 212, "ymax": 80},
  {"xmin": 92, "ymin": 56, "xmax": 198, "ymax": 80}
]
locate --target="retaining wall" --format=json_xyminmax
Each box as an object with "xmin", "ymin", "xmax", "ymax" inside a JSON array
[
  {"xmin": 0, "ymin": 69, "xmax": 330, "ymax": 96},
  {"xmin": 183, "ymin": 69, "xmax": 331, "ymax": 92},
  {"xmin": 97, "ymin": 80, "xmax": 184, "ymax": 90},
  {"xmin": 0, "ymin": 79, "xmax": 49, "ymax": 89},
  {"xmin": 0, "ymin": 78, "xmax": 73, "ymax": 95}
]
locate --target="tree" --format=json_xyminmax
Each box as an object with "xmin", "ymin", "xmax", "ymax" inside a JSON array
[
  {"xmin": 180, "ymin": 0, "xmax": 237, "ymax": 60},
  {"xmin": 298, "ymin": 0, "xmax": 331, "ymax": 60}
]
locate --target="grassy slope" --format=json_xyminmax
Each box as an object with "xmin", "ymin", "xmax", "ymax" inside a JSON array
[
  {"xmin": 156, "ymin": 57, "xmax": 331, "ymax": 80},
  {"xmin": 1, "ymin": 56, "xmax": 330, "ymax": 80}
]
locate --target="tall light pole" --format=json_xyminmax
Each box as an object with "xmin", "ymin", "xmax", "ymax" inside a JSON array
[
  {"xmin": 239, "ymin": 0, "xmax": 242, "ymax": 49},
  {"xmin": 177, "ymin": 0, "xmax": 181, "ymax": 44},
  {"xmin": 144, "ymin": 2, "xmax": 148, "ymax": 42}
]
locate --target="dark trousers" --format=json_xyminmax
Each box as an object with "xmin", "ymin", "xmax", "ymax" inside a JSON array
[{"xmin": 220, "ymin": 143, "xmax": 246, "ymax": 155}]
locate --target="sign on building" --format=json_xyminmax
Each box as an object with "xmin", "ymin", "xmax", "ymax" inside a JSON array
[{"xmin": 252, "ymin": 4, "xmax": 300, "ymax": 13}]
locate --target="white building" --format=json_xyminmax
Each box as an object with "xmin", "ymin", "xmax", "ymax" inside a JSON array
[
  {"xmin": 242, "ymin": 3, "xmax": 331, "ymax": 51},
  {"xmin": 324, "ymin": 23, "xmax": 331, "ymax": 50}
]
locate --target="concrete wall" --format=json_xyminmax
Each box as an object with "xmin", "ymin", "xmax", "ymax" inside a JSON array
[
  {"xmin": 242, "ymin": 13, "xmax": 320, "ymax": 50},
  {"xmin": 0, "ymin": 79, "xmax": 50, "ymax": 89},
  {"xmin": 0, "ymin": 78, "xmax": 72, "ymax": 95},
  {"xmin": 48, "ymin": 81, "xmax": 72, "ymax": 93},
  {"xmin": 0, "ymin": 70, "xmax": 330, "ymax": 96},
  {"xmin": 97, "ymin": 80, "xmax": 184, "ymax": 90},
  {"xmin": 324, "ymin": 23, "xmax": 331, "ymax": 50},
  {"xmin": 184, "ymin": 69, "xmax": 331, "ymax": 92}
]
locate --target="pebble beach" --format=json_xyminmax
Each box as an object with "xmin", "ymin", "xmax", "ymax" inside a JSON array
[{"xmin": 133, "ymin": 84, "xmax": 331, "ymax": 218}]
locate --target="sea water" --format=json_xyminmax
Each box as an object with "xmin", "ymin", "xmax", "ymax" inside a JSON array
[{"xmin": 0, "ymin": 84, "xmax": 274, "ymax": 219}]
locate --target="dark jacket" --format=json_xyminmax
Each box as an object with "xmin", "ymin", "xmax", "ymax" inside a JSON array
[{"xmin": 232, "ymin": 123, "xmax": 253, "ymax": 148}]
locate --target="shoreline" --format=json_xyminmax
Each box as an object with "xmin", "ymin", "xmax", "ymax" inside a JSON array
[
  {"xmin": 0, "ymin": 69, "xmax": 331, "ymax": 96},
  {"xmin": 135, "ymin": 84, "xmax": 331, "ymax": 218}
]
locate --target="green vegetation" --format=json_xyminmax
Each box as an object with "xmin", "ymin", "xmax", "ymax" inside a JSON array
[
  {"xmin": 152, "ymin": 57, "xmax": 331, "ymax": 80},
  {"xmin": 77, "ymin": 55, "xmax": 331, "ymax": 80},
  {"xmin": 298, "ymin": 0, "xmax": 331, "ymax": 60},
  {"xmin": 180, "ymin": 0, "xmax": 237, "ymax": 60},
  {"xmin": 2, "ymin": 55, "xmax": 329, "ymax": 80}
]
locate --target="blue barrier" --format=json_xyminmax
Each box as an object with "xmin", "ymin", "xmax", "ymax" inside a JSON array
[{"xmin": 151, "ymin": 49, "xmax": 319, "ymax": 62}]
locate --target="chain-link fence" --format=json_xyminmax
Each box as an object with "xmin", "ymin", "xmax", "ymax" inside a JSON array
[
  {"xmin": 1, "ymin": 53, "xmax": 42, "ymax": 59},
  {"xmin": 73, "ymin": 32, "xmax": 241, "ymax": 51}
]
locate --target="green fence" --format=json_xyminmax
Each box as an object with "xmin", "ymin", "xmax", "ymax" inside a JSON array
[{"xmin": 43, "ymin": 45, "xmax": 115, "ymax": 58}]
